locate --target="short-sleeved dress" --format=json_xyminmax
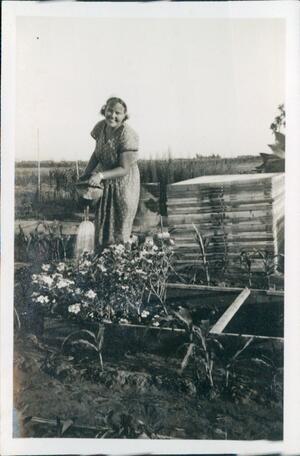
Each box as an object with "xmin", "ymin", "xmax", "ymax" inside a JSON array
[{"xmin": 90, "ymin": 120, "xmax": 140, "ymax": 248}]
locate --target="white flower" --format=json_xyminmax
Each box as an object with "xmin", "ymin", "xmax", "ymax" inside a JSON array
[
  {"xmin": 145, "ymin": 237, "xmax": 154, "ymax": 247},
  {"xmin": 82, "ymin": 260, "xmax": 92, "ymax": 267},
  {"xmin": 36, "ymin": 295, "xmax": 49, "ymax": 304},
  {"xmin": 152, "ymin": 321, "xmax": 159, "ymax": 327},
  {"xmin": 32, "ymin": 274, "xmax": 38, "ymax": 283},
  {"xmin": 57, "ymin": 262, "xmax": 66, "ymax": 272},
  {"xmin": 75, "ymin": 288, "xmax": 82, "ymax": 295},
  {"xmin": 97, "ymin": 264, "xmax": 107, "ymax": 273},
  {"xmin": 119, "ymin": 318, "xmax": 129, "ymax": 324},
  {"xmin": 68, "ymin": 303, "xmax": 81, "ymax": 314},
  {"xmin": 128, "ymin": 235, "xmax": 138, "ymax": 245},
  {"xmin": 41, "ymin": 264, "xmax": 51, "ymax": 272},
  {"xmin": 57, "ymin": 278, "xmax": 74, "ymax": 289},
  {"xmin": 115, "ymin": 244, "xmax": 125, "ymax": 252},
  {"xmin": 157, "ymin": 232, "xmax": 170, "ymax": 240},
  {"xmin": 52, "ymin": 273, "xmax": 63, "ymax": 279},
  {"xmin": 41, "ymin": 275, "xmax": 54, "ymax": 287},
  {"xmin": 141, "ymin": 310, "xmax": 150, "ymax": 318},
  {"xmin": 85, "ymin": 289, "xmax": 97, "ymax": 299}
]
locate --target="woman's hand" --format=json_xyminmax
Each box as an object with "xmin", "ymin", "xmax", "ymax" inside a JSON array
[
  {"xmin": 89, "ymin": 172, "xmax": 103, "ymax": 187},
  {"xmin": 78, "ymin": 174, "xmax": 89, "ymax": 182}
]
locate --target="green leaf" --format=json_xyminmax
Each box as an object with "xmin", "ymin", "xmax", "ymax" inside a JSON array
[
  {"xmin": 250, "ymin": 357, "xmax": 273, "ymax": 369},
  {"xmin": 23, "ymin": 416, "xmax": 33, "ymax": 425},
  {"xmin": 67, "ymin": 339, "xmax": 98, "ymax": 353},
  {"xmin": 181, "ymin": 343, "xmax": 195, "ymax": 372},
  {"xmin": 61, "ymin": 419, "xmax": 74, "ymax": 435},
  {"xmin": 173, "ymin": 308, "xmax": 193, "ymax": 329},
  {"xmin": 61, "ymin": 329, "xmax": 96, "ymax": 351}
]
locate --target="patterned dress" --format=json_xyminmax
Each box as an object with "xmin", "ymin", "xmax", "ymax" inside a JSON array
[{"xmin": 90, "ymin": 120, "xmax": 140, "ymax": 249}]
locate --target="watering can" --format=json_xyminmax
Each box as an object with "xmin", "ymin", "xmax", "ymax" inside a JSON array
[{"xmin": 75, "ymin": 180, "xmax": 104, "ymax": 204}]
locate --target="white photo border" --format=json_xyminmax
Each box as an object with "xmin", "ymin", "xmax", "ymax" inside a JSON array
[{"xmin": 1, "ymin": 1, "xmax": 300, "ymax": 455}]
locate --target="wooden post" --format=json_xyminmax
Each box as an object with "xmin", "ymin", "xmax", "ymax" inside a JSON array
[
  {"xmin": 209, "ymin": 287, "xmax": 251, "ymax": 334},
  {"xmin": 76, "ymin": 160, "xmax": 79, "ymax": 179},
  {"xmin": 37, "ymin": 128, "xmax": 41, "ymax": 201}
]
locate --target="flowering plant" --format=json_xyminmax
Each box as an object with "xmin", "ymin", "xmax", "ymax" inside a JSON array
[{"xmin": 29, "ymin": 236, "xmax": 175, "ymax": 327}]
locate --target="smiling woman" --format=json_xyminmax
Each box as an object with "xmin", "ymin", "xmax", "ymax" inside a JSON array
[{"xmin": 79, "ymin": 97, "xmax": 140, "ymax": 251}]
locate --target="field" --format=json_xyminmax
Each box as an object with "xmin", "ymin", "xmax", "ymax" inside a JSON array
[{"xmin": 15, "ymin": 155, "xmax": 262, "ymax": 220}]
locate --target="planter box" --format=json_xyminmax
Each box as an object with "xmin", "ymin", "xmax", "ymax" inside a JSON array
[{"xmin": 41, "ymin": 284, "xmax": 283, "ymax": 358}]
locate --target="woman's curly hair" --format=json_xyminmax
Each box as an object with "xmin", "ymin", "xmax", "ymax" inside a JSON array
[{"xmin": 100, "ymin": 97, "xmax": 129, "ymax": 120}]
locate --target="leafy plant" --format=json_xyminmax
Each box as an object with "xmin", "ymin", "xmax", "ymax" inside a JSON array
[
  {"xmin": 95, "ymin": 404, "xmax": 165, "ymax": 439},
  {"xmin": 174, "ymin": 307, "xmax": 223, "ymax": 396},
  {"xmin": 240, "ymin": 249, "xmax": 283, "ymax": 289},
  {"xmin": 192, "ymin": 224, "xmax": 210, "ymax": 285},
  {"xmin": 255, "ymin": 250, "xmax": 284, "ymax": 289},
  {"xmin": 16, "ymin": 221, "xmax": 72, "ymax": 263},
  {"xmin": 240, "ymin": 250, "xmax": 256, "ymax": 287},
  {"xmin": 257, "ymin": 103, "xmax": 285, "ymax": 172},
  {"xmin": 14, "ymin": 307, "xmax": 21, "ymax": 331},
  {"xmin": 270, "ymin": 103, "xmax": 285, "ymax": 135},
  {"xmin": 95, "ymin": 410, "xmax": 145, "ymax": 439},
  {"xmin": 29, "ymin": 237, "xmax": 175, "ymax": 327},
  {"xmin": 61, "ymin": 323, "xmax": 105, "ymax": 370},
  {"xmin": 222, "ymin": 337, "xmax": 254, "ymax": 399}
]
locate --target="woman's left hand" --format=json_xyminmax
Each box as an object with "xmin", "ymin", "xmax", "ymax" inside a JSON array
[{"xmin": 89, "ymin": 172, "xmax": 103, "ymax": 187}]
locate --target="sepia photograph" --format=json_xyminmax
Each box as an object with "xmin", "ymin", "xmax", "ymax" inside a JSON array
[{"xmin": 1, "ymin": 1, "xmax": 300, "ymax": 455}]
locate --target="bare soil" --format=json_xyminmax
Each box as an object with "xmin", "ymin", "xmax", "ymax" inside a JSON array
[{"xmin": 14, "ymin": 329, "xmax": 283, "ymax": 440}]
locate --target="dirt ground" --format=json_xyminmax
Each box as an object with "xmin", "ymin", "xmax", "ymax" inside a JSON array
[{"xmin": 14, "ymin": 329, "xmax": 283, "ymax": 441}]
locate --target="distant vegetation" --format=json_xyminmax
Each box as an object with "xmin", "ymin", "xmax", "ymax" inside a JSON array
[{"xmin": 15, "ymin": 155, "xmax": 262, "ymax": 219}]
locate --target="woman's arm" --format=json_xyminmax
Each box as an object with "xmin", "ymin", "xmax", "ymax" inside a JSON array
[
  {"xmin": 79, "ymin": 151, "xmax": 98, "ymax": 180},
  {"xmin": 88, "ymin": 151, "xmax": 136, "ymax": 185}
]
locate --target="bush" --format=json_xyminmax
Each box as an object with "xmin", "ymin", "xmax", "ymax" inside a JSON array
[{"xmin": 28, "ymin": 238, "xmax": 175, "ymax": 326}]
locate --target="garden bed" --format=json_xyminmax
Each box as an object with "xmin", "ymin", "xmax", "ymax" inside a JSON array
[
  {"xmin": 13, "ymin": 244, "xmax": 284, "ymax": 441},
  {"xmin": 14, "ymin": 327, "xmax": 283, "ymax": 440}
]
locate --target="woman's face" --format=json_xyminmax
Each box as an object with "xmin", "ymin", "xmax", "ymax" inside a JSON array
[{"xmin": 105, "ymin": 102, "xmax": 126, "ymax": 129}]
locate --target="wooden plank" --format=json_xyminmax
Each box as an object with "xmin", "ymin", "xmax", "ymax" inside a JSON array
[
  {"xmin": 167, "ymin": 196, "xmax": 279, "ymax": 207},
  {"xmin": 168, "ymin": 183, "xmax": 273, "ymax": 195},
  {"xmin": 168, "ymin": 203, "xmax": 273, "ymax": 215},
  {"xmin": 170, "ymin": 172, "xmax": 282, "ymax": 186},
  {"xmin": 168, "ymin": 211, "xmax": 273, "ymax": 225},
  {"xmin": 211, "ymin": 332, "xmax": 284, "ymax": 342},
  {"xmin": 167, "ymin": 282, "xmax": 244, "ymax": 293},
  {"xmin": 173, "ymin": 233, "xmax": 274, "ymax": 242},
  {"xmin": 169, "ymin": 223, "xmax": 274, "ymax": 233},
  {"xmin": 167, "ymin": 282, "xmax": 283, "ymax": 297},
  {"xmin": 209, "ymin": 288, "xmax": 251, "ymax": 334}
]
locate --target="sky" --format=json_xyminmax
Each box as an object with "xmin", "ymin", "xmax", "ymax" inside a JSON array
[{"xmin": 15, "ymin": 16, "xmax": 285, "ymax": 161}]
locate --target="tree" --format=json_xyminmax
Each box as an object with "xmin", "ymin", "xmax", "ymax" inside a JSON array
[{"xmin": 256, "ymin": 104, "xmax": 285, "ymax": 173}]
